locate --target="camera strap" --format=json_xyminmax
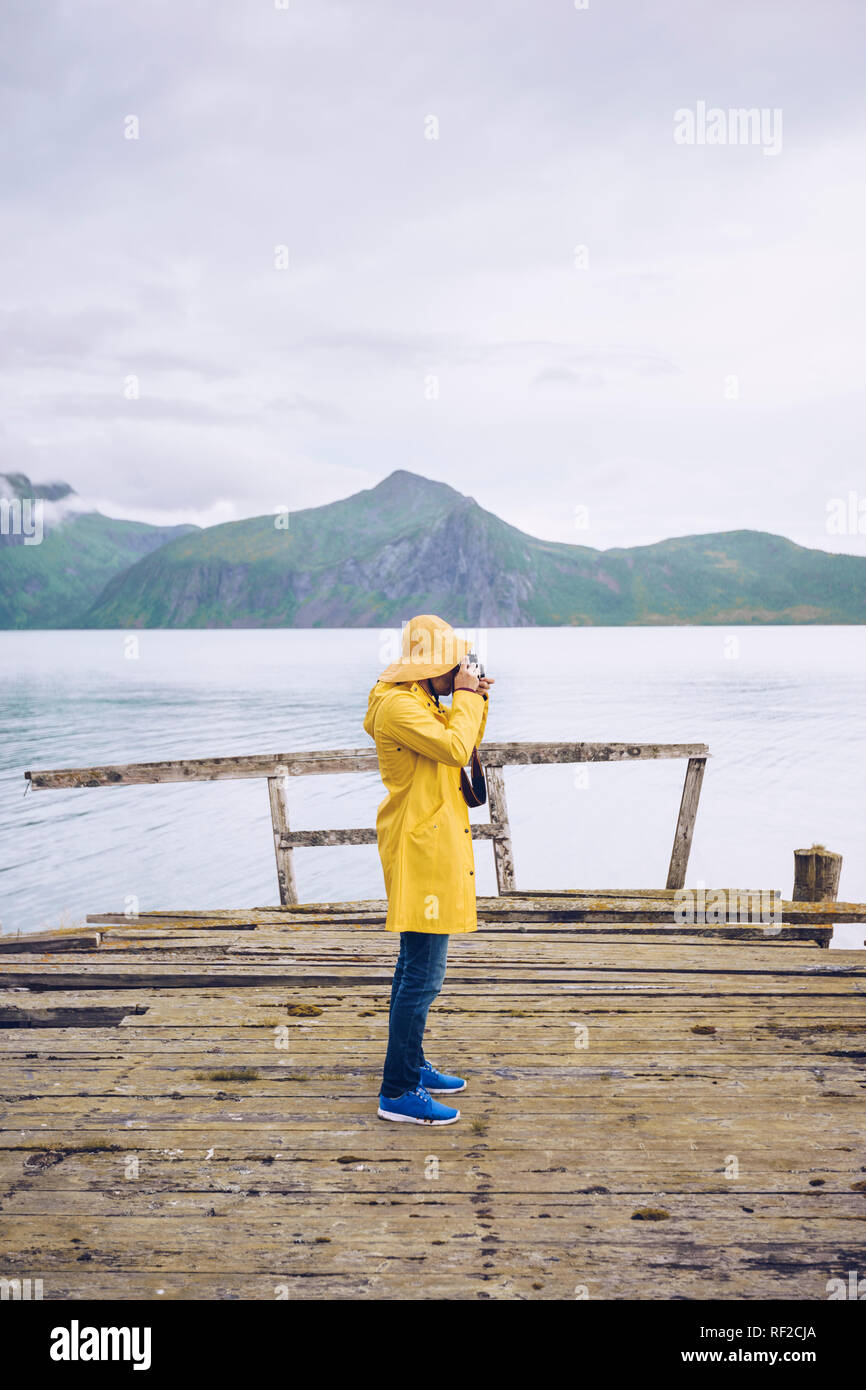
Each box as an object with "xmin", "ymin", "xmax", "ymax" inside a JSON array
[{"xmin": 460, "ymin": 746, "xmax": 487, "ymax": 808}]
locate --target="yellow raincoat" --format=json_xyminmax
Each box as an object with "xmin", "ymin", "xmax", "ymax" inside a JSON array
[{"xmin": 363, "ymin": 679, "xmax": 489, "ymax": 934}]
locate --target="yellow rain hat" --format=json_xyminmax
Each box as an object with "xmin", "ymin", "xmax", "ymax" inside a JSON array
[{"xmin": 378, "ymin": 614, "xmax": 473, "ymax": 683}]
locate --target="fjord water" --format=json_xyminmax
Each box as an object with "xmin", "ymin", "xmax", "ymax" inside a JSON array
[{"xmin": 1, "ymin": 626, "xmax": 864, "ymax": 947}]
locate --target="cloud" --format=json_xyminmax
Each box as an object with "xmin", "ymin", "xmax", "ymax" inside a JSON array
[
  {"xmin": 0, "ymin": 0, "xmax": 863, "ymax": 551},
  {"xmin": 531, "ymin": 349, "xmax": 682, "ymax": 391}
]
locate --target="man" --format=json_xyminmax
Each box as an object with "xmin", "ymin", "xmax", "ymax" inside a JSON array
[{"xmin": 363, "ymin": 615, "xmax": 495, "ymax": 1125}]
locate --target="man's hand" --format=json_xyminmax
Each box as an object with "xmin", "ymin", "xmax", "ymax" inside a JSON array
[
  {"xmin": 476, "ymin": 675, "xmax": 495, "ymax": 697},
  {"xmin": 453, "ymin": 658, "xmax": 480, "ymax": 692}
]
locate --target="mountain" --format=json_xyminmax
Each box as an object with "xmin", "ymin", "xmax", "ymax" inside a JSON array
[
  {"xmin": 0, "ymin": 473, "xmax": 198, "ymax": 629},
  {"xmin": 73, "ymin": 469, "xmax": 866, "ymax": 628}
]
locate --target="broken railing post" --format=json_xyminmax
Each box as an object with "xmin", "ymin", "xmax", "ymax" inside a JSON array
[
  {"xmin": 666, "ymin": 756, "xmax": 707, "ymax": 890},
  {"xmin": 793, "ymin": 844, "xmax": 841, "ymax": 949},
  {"xmin": 484, "ymin": 765, "xmax": 515, "ymax": 893},
  {"xmin": 267, "ymin": 769, "xmax": 298, "ymax": 907},
  {"xmin": 793, "ymin": 845, "xmax": 842, "ymax": 903}
]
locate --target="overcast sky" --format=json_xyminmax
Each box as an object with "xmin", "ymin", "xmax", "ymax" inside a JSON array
[{"xmin": 1, "ymin": 0, "xmax": 865, "ymax": 552}]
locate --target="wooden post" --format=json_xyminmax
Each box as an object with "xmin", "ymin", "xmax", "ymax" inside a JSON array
[
  {"xmin": 267, "ymin": 770, "xmax": 298, "ymax": 906},
  {"xmin": 485, "ymin": 764, "xmax": 515, "ymax": 893},
  {"xmin": 793, "ymin": 845, "xmax": 841, "ymax": 902},
  {"xmin": 666, "ymin": 756, "xmax": 707, "ymax": 890},
  {"xmin": 793, "ymin": 844, "xmax": 841, "ymax": 950}
]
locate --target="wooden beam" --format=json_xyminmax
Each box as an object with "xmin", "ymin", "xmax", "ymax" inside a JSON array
[
  {"xmin": 84, "ymin": 895, "xmax": 866, "ymax": 926},
  {"xmin": 25, "ymin": 748, "xmax": 381, "ymax": 789},
  {"xmin": 266, "ymin": 772, "xmax": 298, "ymax": 907},
  {"xmin": 485, "ymin": 893, "xmax": 866, "ymax": 924},
  {"xmin": 279, "ymin": 824, "xmax": 505, "ymax": 848},
  {"xmin": 666, "ymin": 756, "xmax": 707, "ymax": 890},
  {"xmin": 24, "ymin": 742, "xmax": 710, "ymax": 790},
  {"xmin": 479, "ymin": 742, "xmax": 709, "ymax": 768},
  {"xmin": 0, "ymin": 931, "xmax": 102, "ymax": 954},
  {"xmin": 793, "ymin": 845, "xmax": 843, "ymax": 950},
  {"xmin": 79, "ymin": 911, "xmax": 832, "ymax": 946},
  {"xmin": 502, "ymin": 887, "xmax": 781, "ymax": 900},
  {"xmin": 793, "ymin": 846, "xmax": 842, "ymax": 903},
  {"xmin": 485, "ymin": 765, "xmax": 515, "ymax": 893}
]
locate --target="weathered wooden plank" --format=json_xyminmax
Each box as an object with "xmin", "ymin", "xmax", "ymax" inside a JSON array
[
  {"xmin": 4, "ymin": 1061, "xmax": 863, "ymax": 1093},
  {"xmin": 86, "ymin": 915, "xmax": 263, "ymax": 930},
  {"xmin": 266, "ymin": 773, "xmax": 298, "ymax": 907},
  {"xmin": 25, "ymin": 748, "xmax": 382, "ymax": 788},
  {"xmin": 793, "ymin": 845, "xmax": 842, "ymax": 902},
  {"xmin": 478, "ymin": 741, "xmax": 711, "ymax": 766},
  {"xmin": 666, "ymin": 756, "xmax": 707, "ymax": 890},
  {"xmin": 101, "ymin": 892, "xmax": 783, "ymax": 916},
  {"xmin": 1, "ymin": 1034, "xmax": 859, "ymax": 1058},
  {"xmin": 282, "ymin": 827, "xmax": 376, "ymax": 847},
  {"xmin": 4, "ymin": 936, "xmax": 862, "ymax": 974},
  {"xmin": 82, "ymin": 893, "xmax": 866, "ymax": 922},
  {"xmin": 2, "ymin": 963, "xmax": 862, "ymax": 992},
  {"xmin": 2, "ymin": 1147, "xmax": 862, "ymax": 1193},
  {"xmin": 502, "ymin": 888, "xmax": 782, "ymax": 899},
  {"xmin": 0, "ymin": 1265, "xmax": 845, "ymax": 1301},
  {"xmin": 3, "ymin": 1007, "xmax": 863, "ymax": 1035},
  {"xmin": 5, "ymin": 977, "xmax": 863, "ymax": 1008},
  {"xmin": 78, "ymin": 925, "xmax": 827, "ymax": 947},
  {"xmin": 4, "ymin": 1039, "xmax": 861, "ymax": 1064},
  {"xmin": 25, "ymin": 742, "xmax": 711, "ymax": 790},
  {"xmin": 16, "ymin": 951, "xmax": 865, "ymax": 978},
  {"xmin": 0, "ymin": 1215, "xmax": 860, "ymax": 1273},
  {"xmin": 6, "ymin": 1095, "xmax": 862, "ymax": 1132},
  {"xmin": 3, "ymin": 1127, "xmax": 861, "ymax": 1166},
  {"xmin": 491, "ymin": 896, "xmax": 864, "ymax": 923},
  {"xmin": 0, "ymin": 931, "xmax": 101, "ymax": 954},
  {"xmin": 4, "ymin": 1191, "xmax": 862, "ymax": 1229},
  {"xmin": 5, "ymin": 935, "xmax": 859, "ymax": 972},
  {"xmin": 0, "ymin": 1002, "xmax": 145, "ymax": 1029},
  {"xmin": 81, "ymin": 914, "xmax": 832, "ymax": 946},
  {"xmin": 485, "ymin": 765, "xmax": 515, "ymax": 893},
  {"xmin": 90, "ymin": 892, "xmax": 801, "ymax": 918},
  {"xmin": 279, "ymin": 824, "xmax": 504, "ymax": 847}
]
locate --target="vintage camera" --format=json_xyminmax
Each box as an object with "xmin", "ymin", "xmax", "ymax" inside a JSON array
[{"xmin": 466, "ymin": 650, "xmax": 485, "ymax": 679}]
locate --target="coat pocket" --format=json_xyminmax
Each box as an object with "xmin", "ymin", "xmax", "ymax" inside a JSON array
[{"xmin": 406, "ymin": 799, "xmax": 446, "ymax": 839}]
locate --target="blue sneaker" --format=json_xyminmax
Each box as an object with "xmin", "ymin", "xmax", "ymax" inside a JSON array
[
  {"xmin": 419, "ymin": 1059, "xmax": 467, "ymax": 1094},
  {"xmin": 377, "ymin": 1084, "xmax": 460, "ymax": 1125}
]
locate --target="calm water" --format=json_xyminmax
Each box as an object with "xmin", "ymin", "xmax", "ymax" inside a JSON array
[{"xmin": 1, "ymin": 627, "xmax": 865, "ymax": 947}]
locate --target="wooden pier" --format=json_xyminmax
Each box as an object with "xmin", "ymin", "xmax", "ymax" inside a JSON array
[
  {"xmin": 3, "ymin": 745, "xmax": 865, "ymax": 1300},
  {"xmin": 2, "ymin": 893, "xmax": 865, "ymax": 1301}
]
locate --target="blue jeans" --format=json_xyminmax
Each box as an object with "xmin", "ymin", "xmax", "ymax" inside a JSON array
[{"xmin": 380, "ymin": 931, "xmax": 450, "ymax": 1098}]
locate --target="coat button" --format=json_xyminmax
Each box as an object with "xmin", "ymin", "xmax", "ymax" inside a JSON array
[
  {"xmin": 464, "ymin": 828, "xmax": 469, "ymax": 833},
  {"xmin": 469, "ymin": 870, "xmax": 474, "ymax": 876}
]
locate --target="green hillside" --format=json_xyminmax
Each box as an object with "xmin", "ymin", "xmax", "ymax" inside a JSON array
[
  {"xmin": 0, "ymin": 474, "xmax": 198, "ymax": 629},
  {"xmin": 76, "ymin": 470, "xmax": 866, "ymax": 629}
]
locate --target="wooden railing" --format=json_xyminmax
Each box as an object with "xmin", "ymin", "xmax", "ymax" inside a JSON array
[{"xmin": 25, "ymin": 741, "xmax": 709, "ymax": 906}]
